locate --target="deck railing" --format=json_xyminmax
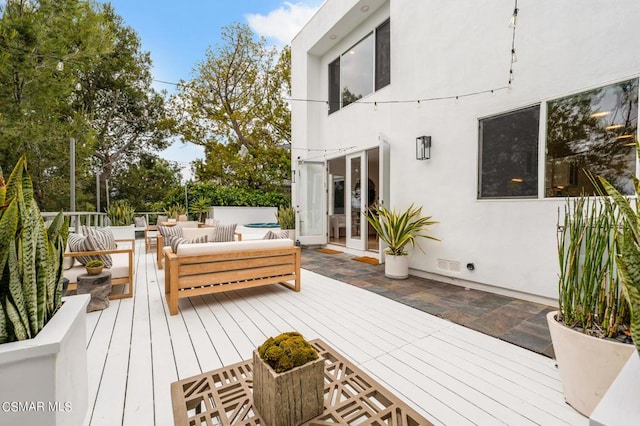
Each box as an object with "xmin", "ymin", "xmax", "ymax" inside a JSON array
[{"xmin": 41, "ymin": 211, "xmax": 166, "ymax": 232}]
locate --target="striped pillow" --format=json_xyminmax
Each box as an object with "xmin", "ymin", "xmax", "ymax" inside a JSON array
[
  {"xmin": 68, "ymin": 233, "xmax": 113, "ymax": 267},
  {"xmin": 82, "ymin": 226, "xmax": 116, "ymax": 250},
  {"xmin": 158, "ymin": 225, "xmax": 183, "ymax": 246},
  {"xmin": 212, "ymin": 224, "xmax": 237, "ymax": 242},
  {"xmin": 170, "ymin": 235, "xmax": 208, "ymax": 254},
  {"xmin": 262, "ymin": 230, "xmax": 289, "ymax": 240}
]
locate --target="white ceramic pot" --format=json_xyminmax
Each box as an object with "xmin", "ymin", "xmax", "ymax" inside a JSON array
[
  {"xmin": 384, "ymin": 253, "xmax": 409, "ymax": 279},
  {"xmin": 546, "ymin": 311, "xmax": 635, "ymax": 417},
  {"xmin": 282, "ymin": 229, "xmax": 295, "ymax": 241},
  {"xmin": 0, "ymin": 295, "xmax": 90, "ymax": 426}
]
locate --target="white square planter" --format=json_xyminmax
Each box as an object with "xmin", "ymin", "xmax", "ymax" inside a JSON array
[{"xmin": 0, "ymin": 294, "xmax": 90, "ymax": 426}]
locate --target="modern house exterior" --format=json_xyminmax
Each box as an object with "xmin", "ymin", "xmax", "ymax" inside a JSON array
[{"xmin": 291, "ymin": 0, "xmax": 640, "ymax": 304}]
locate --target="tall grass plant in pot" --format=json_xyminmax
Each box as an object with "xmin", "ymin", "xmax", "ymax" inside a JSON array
[
  {"xmin": 549, "ymin": 194, "xmax": 634, "ymax": 416},
  {"xmin": 365, "ymin": 204, "xmax": 438, "ymax": 279},
  {"xmin": 275, "ymin": 206, "xmax": 295, "ymax": 240}
]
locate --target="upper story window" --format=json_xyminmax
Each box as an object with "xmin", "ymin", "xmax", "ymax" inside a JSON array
[
  {"xmin": 328, "ymin": 19, "xmax": 390, "ymax": 114},
  {"xmin": 478, "ymin": 106, "xmax": 541, "ymax": 199},
  {"xmin": 545, "ymin": 79, "xmax": 638, "ymax": 197}
]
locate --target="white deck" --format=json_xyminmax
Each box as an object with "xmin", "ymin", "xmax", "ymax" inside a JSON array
[{"xmin": 83, "ymin": 241, "xmax": 587, "ymax": 426}]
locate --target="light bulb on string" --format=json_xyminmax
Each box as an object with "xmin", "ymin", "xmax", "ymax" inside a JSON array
[
  {"xmin": 75, "ymin": 82, "xmax": 82, "ymax": 91},
  {"xmin": 374, "ymin": 101, "xmax": 378, "ymax": 112},
  {"xmin": 417, "ymin": 100, "xmax": 421, "ymax": 109},
  {"xmin": 511, "ymin": 49, "xmax": 517, "ymax": 63},
  {"xmin": 56, "ymin": 61, "xmax": 64, "ymax": 72},
  {"xmin": 508, "ymin": 8, "xmax": 518, "ymax": 28}
]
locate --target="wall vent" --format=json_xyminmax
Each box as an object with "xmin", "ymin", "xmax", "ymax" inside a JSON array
[{"xmin": 437, "ymin": 259, "xmax": 461, "ymax": 273}]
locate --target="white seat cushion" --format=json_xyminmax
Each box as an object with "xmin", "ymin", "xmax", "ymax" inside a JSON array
[
  {"xmin": 63, "ymin": 252, "xmax": 130, "ymax": 283},
  {"xmin": 176, "ymin": 239, "xmax": 292, "ymax": 256}
]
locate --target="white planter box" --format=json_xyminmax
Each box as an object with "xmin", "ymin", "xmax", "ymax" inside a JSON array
[{"xmin": 0, "ymin": 295, "xmax": 90, "ymax": 426}]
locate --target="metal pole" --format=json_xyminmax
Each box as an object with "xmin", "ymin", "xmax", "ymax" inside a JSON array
[
  {"xmin": 185, "ymin": 182, "xmax": 188, "ymax": 215},
  {"xmin": 96, "ymin": 172, "xmax": 101, "ymax": 213},
  {"xmin": 70, "ymin": 137, "xmax": 76, "ymax": 212},
  {"xmin": 106, "ymin": 179, "xmax": 110, "ymax": 211}
]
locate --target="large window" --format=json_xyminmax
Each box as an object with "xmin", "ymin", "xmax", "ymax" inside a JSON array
[
  {"xmin": 342, "ymin": 34, "xmax": 374, "ymax": 108},
  {"xmin": 479, "ymin": 106, "xmax": 540, "ymax": 198},
  {"xmin": 328, "ymin": 19, "xmax": 390, "ymax": 114},
  {"xmin": 546, "ymin": 79, "xmax": 638, "ymax": 197}
]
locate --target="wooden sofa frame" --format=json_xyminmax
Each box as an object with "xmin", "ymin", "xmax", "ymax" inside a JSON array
[
  {"xmin": 65, "ymin": 238, "xmax": 135, "ymax": 300},
  {"xmin": 164, "ymin": 245, "xmax": 300, "ymax": 315}
]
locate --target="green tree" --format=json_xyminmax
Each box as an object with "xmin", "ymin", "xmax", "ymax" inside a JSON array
[
  {"xmin": 109, "ymin": 154, "xmax": 182, "ymax": 212},
  {"xmin": 75, "ymin": 4, "xmax": 173, "ymax": 212},
  {"xmin": 170, "ymin": 23, "xmax": 291, "ymax": 193},
  {"xmin": 0, "ymin": 0, "xmax": 112, "ymax": 209}
]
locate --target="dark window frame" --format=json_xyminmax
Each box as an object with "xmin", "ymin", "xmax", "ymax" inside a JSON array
[
  {"xmin": 478, "ymin": 105, "xmax": 541, "ymax": 199},
  {"xmin": 328, "ymin": 58, "xmax": 341, "ymax": 114},
  {"xmin": 375, "ymin": 19, "xmax": 391, "ymax": 91}
]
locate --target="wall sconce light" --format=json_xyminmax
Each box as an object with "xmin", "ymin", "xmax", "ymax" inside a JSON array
[{"xmin": 416, "ymin": 136, "xmax": 431, "ymax": 160}]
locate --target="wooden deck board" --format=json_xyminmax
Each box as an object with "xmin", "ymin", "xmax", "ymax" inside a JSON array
[{"xmin": 82, "ymin": 241, "xmax": 587, "ymax": 426}]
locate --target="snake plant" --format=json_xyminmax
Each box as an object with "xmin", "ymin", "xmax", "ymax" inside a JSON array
[
  {"xmin": 599, "ymin": 165, "xmax": 640, "ymax": 355},
  {"xmin": 0, "ymin": 156, "xmax": 68, "ymax": 343},
  {"xmin": 365, "ymin": 204, "xmax": 439, "ymax": 256},
  {"xmin": 106, "ymin": 200, "xmax": 135, "ymax": 226}
]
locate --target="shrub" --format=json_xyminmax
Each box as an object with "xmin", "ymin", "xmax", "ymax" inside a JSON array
[{"xmin": 258, "ymin": 332, "xmax": 318, "ymax": 373}]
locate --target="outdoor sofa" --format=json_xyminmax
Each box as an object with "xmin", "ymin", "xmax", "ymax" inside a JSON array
[
  {"xmin": 163, "ymin": 239, "xmax": 301, "ymax": 315},
  {"xmin": 156, "ymin": 225, "xmax": 242, "ymax": 269},
  {"xmin": 63, "ymin": 238, "xmax": 135, "ymax": 299}
]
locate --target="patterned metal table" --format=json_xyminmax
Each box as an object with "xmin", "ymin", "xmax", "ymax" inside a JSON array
[{"xmin": 171, "ymin": 339, "xmax": 432, "ymax": 425}]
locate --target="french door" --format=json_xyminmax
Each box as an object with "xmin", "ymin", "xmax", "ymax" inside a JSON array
[
  {"xmin": 295, "ymin": 160, "xmax": 327, "ymax": 246},
  {"xmin": 346, "ymin": 152, "xmax": 367, "ymax": 250}
]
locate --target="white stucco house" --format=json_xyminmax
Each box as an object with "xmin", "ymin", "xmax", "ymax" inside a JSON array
[{"xmin": 290, "ymin": 0, "xmax": 640, "ymax": 304}]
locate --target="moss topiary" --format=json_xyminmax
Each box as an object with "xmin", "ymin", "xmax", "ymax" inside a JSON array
[{"xmin": 257, "ymin": 332, "xmax": 318, "ymax": 373}]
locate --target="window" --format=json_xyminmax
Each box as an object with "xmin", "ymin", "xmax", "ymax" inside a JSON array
[
  {"xmin": 342, "ymin": 34, "xmax": 374, "ymax": 108},
  {"xmin": 479, "ymin": 106, "xmax": 540, "ymax": 199},
  {"xmin": 545, "ymin": 79, "xmax": 638, "ymax": 197},
  {"xmin": 328, "ymin": 19, "xmax": 390, "ymax": 114}
]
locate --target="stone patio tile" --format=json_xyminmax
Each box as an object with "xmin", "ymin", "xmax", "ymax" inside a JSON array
[
  {"xmin": 505, "ymin": 298, "xmax": 549, "ymax": 315},
  {"xmin": 440, "ymin": 311, "xmax": 483, "ymax": 327},
  {"xmin": 468, "ymin": 293, "xmax": 514, "ymax": 310},
  {"xmin": 513, "ymin": 321, "xmax": 552, "ymax": 342},
  {"xmin": 500, "ymin": 329, "xmax": 553, "ymax": 354},
  {"xmin": 399, "ymin": 298, "xmax": 448, "ymax": 315}
]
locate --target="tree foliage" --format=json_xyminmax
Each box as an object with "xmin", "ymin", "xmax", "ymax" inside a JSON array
[
  {"xmin": 0, "ymin": 0, "xmax": 175, "ymax": 212},
  {"xmin": 170, "ymin": 23, "xmax": 291, "ymax": 193}
]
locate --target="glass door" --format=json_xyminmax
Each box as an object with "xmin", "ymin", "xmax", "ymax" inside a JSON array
[
  {"xmin": 296, "ymin": 160, "xmax": 326, "ymax": 245},
  {"xmin": 346, "ymin": 152, "xmax": 367, "ymax": 250},
  {"xmin": 378, "ymin": 136, "xmax": 391, "ymax": 261}
]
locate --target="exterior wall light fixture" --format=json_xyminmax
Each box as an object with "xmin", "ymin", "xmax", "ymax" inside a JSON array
[{"xmin": 416, "ymin": 136, "xmax": 431, "ymax": 160}]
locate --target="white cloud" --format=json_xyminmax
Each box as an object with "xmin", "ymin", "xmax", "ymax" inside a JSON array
[{"xmin": 246, "ymin": 1, "xmax": 322, "ymax": 45}]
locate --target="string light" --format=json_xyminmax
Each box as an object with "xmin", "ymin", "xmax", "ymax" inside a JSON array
[
  {"xmin": 507, "ymin": 0, "xmax": 518, "ymax": 90},
  {"xmin": 152, "ymin": 2, "xmax": 521, "ymax": 106},
  {"xmin": 56, "ymin": 61, "xmax": 64, "ymax": 72},
  {"xmin": 508, "ymin": 1, "xmax": 518, "ymax": 28}
]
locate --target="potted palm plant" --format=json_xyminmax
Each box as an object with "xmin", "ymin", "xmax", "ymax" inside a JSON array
[
  {"xmin": 0, "ymin": 156, "xmax": 90, "ymax": 426},
  {"xmin": 365, "ymin": 204, "xmax": 439, "ymax": 279}
]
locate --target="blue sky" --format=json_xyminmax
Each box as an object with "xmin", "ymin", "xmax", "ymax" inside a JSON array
[{"xmin": 106, "ymin": 0, "xmax": 322, "ymax": 178}]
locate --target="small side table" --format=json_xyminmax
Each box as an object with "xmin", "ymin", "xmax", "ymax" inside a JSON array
[{"xmin": 77, "ymin": 271, "xmax": 112, "ymax": 312}]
